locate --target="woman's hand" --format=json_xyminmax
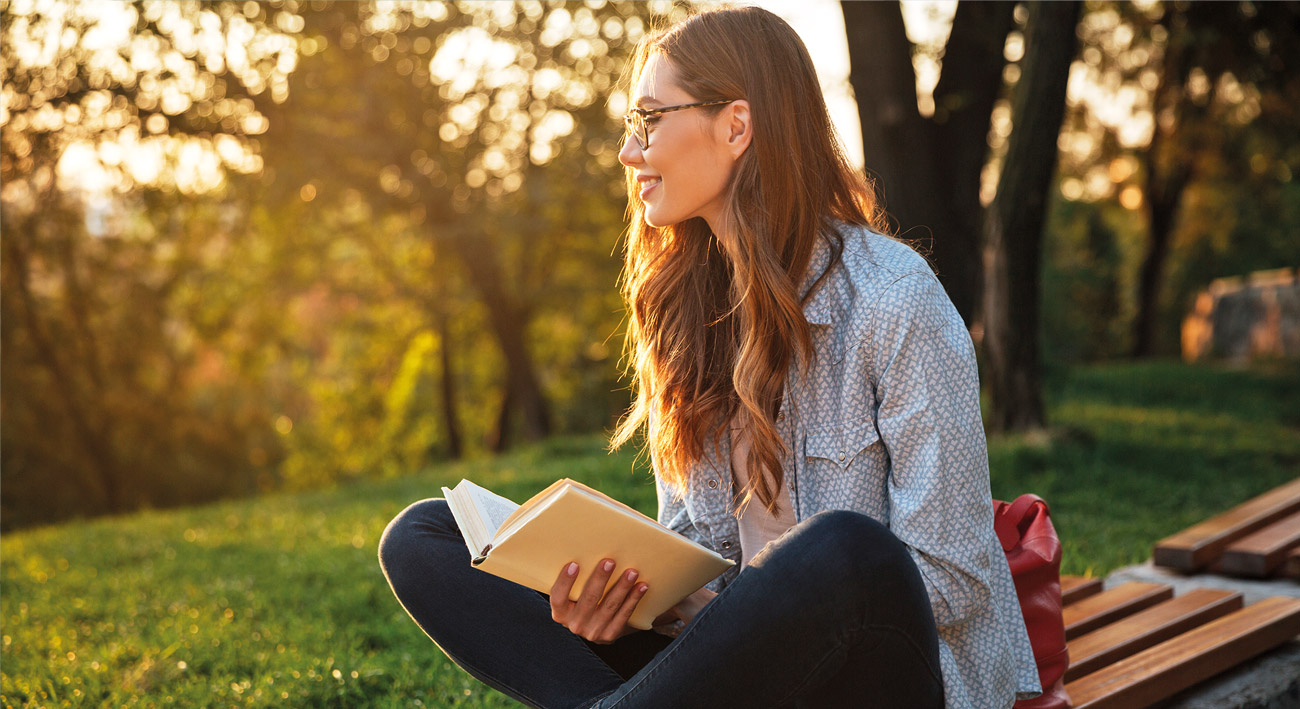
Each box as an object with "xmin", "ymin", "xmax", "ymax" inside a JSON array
[{"xmin": 550, "ymin": 558, "xmax": 650, "ymax": 644}]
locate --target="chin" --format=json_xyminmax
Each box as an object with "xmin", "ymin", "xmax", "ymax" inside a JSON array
[
  {"xmin": 642, "ymin": 206, "xmax": 690, "ymax": 229},
  {"xmin": 642, "ymin": 209, "xmax": 669, "ymax": 229}
]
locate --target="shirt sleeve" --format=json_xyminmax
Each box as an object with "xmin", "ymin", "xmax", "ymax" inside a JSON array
[
  {"xmin": 656, "ymin": 471, "xmax": 705, "ymax": 544},
  {"xmin": 863, "ymin": 271, "xmax": 996, "ymax": 628}
]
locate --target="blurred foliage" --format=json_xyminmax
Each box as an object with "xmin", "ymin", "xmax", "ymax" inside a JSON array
[
  {"xmin": 2, "ymin": 0, "xmax": 313, "ymax": 526},
  {"xmin": 2, "ymin": 0, "xmax": 1299, "ymax": 530},
  {"xmin": 1040, "ymin": 171, "xmax": 1300, "ymax": 366},
  {"xmin": 0, "ymin": 0, "xmax": 687, "ymax": 529},
  {"xmin": 1050, "ymin": 0, "xmax": 1300, "ymax": 360}
]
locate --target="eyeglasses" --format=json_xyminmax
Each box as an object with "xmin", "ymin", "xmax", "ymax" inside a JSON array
[{"xmin": 623, "ymin": 99, "xmax": 736, "ymax": 150}]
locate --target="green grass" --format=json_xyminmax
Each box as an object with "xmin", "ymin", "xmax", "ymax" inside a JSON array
[{"xmin": 3, "ymin": 360, "xmax": 1298, "ymax": 707}]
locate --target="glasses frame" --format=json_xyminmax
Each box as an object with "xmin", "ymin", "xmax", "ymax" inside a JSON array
[{"xmin": 623, "ymin": 99, "xmax": 736, "ymax": 150}]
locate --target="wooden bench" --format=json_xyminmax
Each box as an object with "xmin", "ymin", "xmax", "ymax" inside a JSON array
[
  {"xmin": 1064, "ymin": 588, "xmax": 1242, "ymax": 682},
  {"xmin": 1060, "ymin": 575, "xmax": 1103, "ymax": 605},
  {"xmin": 1055, "ymin": 575, "xmax": 1300, "ymax": 707},
  {"xmin": 1153, "ymin": 476, "xmax": 1300, "ymax": 575},
  {"xmin": 1218, "ymin": 508, "xmax": 1300, "ymax": 578},
  {"xmin": 1285, "ymin": 547, "xmax": 1300, "ymax": 580},
  {"xmin": 1062, "ymin": 582, "xmax": 1172, "ymax": 640},
  {"xmin": 1063, "ymin": 594, "xmax": 1300, "ymax": 707},
  {"xmin": 1047, "ymin": 478, "xmax": 1300, "ymax": 706}
]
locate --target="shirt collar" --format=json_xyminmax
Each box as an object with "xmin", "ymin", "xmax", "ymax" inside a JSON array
[{"xmin": 798, "ymin": 226, "xmax": 838, "ymax": 326}]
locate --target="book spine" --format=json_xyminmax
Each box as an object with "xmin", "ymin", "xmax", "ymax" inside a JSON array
[{"xmin": 470, "ymin": 543, "xmax": 493, "ymax": 566}]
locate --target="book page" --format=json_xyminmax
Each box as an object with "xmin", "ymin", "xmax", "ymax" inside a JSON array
[
  {"xmin": 442, "ymin": 483, "xmax": 487, "ymax": 556},
  {"xmin": 459, "ymin": 479, "xmax": 520, "ymax": 539}
]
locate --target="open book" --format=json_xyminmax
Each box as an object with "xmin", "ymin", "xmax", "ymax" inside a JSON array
[{"xmin": 441, "ymin": 477, "xmax": 734, "ymax": 630}]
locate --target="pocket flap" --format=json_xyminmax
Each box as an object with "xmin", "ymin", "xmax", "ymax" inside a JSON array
[{"xmin": 805, "ymin": 419, "xmax": 881, "ymax": 468}]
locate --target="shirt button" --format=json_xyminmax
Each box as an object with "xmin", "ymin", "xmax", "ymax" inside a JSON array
[
  {"xmin": 777, "ymin": 412, "xmax": 785, "ymax": 421},
  {"xmin": 721, "ymin": 541, "xmax": 732, "ymax": 549},
  {"xmin": 707, "ymin": 479, "xmax": 718, "ymax": 489},
  {"xmin": 838, "ymin": 452, "xmax": 845, "ymax": 461}
]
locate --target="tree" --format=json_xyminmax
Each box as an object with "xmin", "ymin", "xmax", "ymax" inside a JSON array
[
  {"xmin": 982, "ymin": 0, "xmax": 1083, "ymax": 433},
  {"xmin": 240, "ymin": 1, "xmax": 666, "ymax": 452},
  {"xmin": 1129, "ymin": 1, "xmax": 1300, "ymax": 357},
  {"xmin": 841, "ymin": 1, "xmax": 1016, "ymax": 325},
  {"xmin": 1, "ymin": 0, "xmax": 296, "ymax": 524},
  {"xmin": 843, "ymin": 1, "xmax": 1082, "ymax": 431},
  {"xmin": 1051, "ymin": 1, "xmax": 1300, "ymax": 359}
]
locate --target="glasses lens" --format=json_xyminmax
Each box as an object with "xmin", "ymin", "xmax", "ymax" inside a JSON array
[{"xmin": 626, "ymin": 113, "xmax": 647, "ymax": 150}]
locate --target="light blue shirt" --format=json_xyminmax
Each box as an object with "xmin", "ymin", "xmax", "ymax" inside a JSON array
[{"xmin": 654, "ymin": 220, "xmax": 1043, "ymax": 708}]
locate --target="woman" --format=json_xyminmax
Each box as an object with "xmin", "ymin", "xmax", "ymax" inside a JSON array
[{"xmin": 379, "ymin": 6, "xmax": 1041, "ymax": 708}]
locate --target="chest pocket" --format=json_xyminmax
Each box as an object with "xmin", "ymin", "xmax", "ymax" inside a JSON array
[{"xmin": 804, "ymin": 419, "xmax": 880, "ymax": 469}]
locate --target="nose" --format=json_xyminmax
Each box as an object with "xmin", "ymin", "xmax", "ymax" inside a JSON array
[{"xmin": 618, "ymin": 133, "xmax": 642, "ymax": 167}]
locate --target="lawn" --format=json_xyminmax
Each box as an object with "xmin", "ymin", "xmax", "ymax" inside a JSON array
[{"xmin": 3, "ymin": 360, "xmax": 1297, "ymax": 707}]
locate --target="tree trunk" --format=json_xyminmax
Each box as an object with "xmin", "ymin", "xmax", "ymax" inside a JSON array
[
  {"xmin": 448, "ymin": 227, "xmax": 552, "ymax": 449},
  {"xmin": 428, "ymin": 310, "xmax": 465, "ymax": 457},
  {"xmin": 842, "ymin": 1, "xmax": 934, "ymax": 229},
  {"xmin": 435, "ymin": 310, "xmax": 464, "ymax": 459},
  {"xmin": 487, "ymin": 381, "xmax": 514, "ymax": 453},
  {"xmin": 1132, "ymin": 160, "xmax": 1187, "ymax": 357},
  {"xmin": 983, "ymin": 0, "xmax": 1082, "ymax": 433},
  {"xmin": 842, "ymin": 1, "xmax": 1015, "ymax": 325},
  {"xmin": 931, "ymin": 1, "xmax": 1018, "ymax": 327},
  {"xmin": 1131, "ymin": 6, "xmax": 1198, "ymax": 358},
  {"xmin": 3, "ymin": 218, "xmax": 123, "ymax": 511}
]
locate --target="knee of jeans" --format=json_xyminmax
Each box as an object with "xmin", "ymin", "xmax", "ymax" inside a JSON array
[
  {"xmin": 799, "ymin": 509, "xmax": 915, "ymax": 585},
  {"xmin": 377, "ymin": 498, "xmax": 453, "ymax": 572}
]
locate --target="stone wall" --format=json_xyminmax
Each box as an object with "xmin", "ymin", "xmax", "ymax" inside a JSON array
[{"xmin": 1181, "ymin": 268, "xmax": 1300, "ymax": 363}]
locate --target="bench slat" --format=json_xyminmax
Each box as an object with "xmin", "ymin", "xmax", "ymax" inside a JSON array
[
  {"xmin": 1061, "ymin": 576, "xmax": 1103, "ymax": 606},
  {"xmin": 1217, "ymin": 509, "xmax": 1300, "ymax": 578},
  {"xmin": 1153, "ymin": 477, "xmax": 1300, "ymax": 571},
  {"xmin": 1285, "ymin": 548, "xmax": 1300, "ymax": 579},
  {"xmin": 1064, "ymin": 588, "xmax": 1242, "ymax": 682},
  {"xmin": 1062, "ymin": 582, "xmax": 1173, "ymax": 641},
  {"xmin": 1065, "ymin": 596, "xmax": 1300, "ymax": 708}
]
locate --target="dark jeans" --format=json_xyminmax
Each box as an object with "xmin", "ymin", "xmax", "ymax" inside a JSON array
[{"xmin": 378, "ymin": 499, "xmax": 943, "ymax": 709}]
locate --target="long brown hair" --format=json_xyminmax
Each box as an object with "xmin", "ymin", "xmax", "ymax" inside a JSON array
[{"xmin": 608, "ymin": 5, "xmax": 892, "ymax": 517}]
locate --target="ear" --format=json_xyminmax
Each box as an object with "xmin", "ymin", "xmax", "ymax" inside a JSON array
[{"xmin": 720, "ymin": 99, "xmax": 752, "ymax": 160}]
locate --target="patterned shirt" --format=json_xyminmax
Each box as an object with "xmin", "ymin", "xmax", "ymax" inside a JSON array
[
  {"xmin": 728, "ymin": 417, "xmax": 798, "ymax": 568},
  {"xmin": 653, "ymin": 220, "xmax": 1043, "ymax": 708}
]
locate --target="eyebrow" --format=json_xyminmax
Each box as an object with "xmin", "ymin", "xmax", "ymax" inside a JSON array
[{"xmin": 634, "ymin": 97, "xmax": 663, "ymax": 109}]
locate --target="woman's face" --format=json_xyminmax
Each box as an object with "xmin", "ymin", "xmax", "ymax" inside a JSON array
[{"xmin": 618, "ymin": 54, "xmax": 751, "ymax": 233}]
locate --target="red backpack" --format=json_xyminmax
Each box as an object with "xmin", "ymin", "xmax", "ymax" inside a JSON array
[{"xmin": 993, "ymin": 494, "xmax": 1070, "ymax": 709}]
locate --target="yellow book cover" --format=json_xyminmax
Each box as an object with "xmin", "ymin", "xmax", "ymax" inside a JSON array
[{"xmin": 441, "ymin": 478, "xmax": 734, "ymax": 630}]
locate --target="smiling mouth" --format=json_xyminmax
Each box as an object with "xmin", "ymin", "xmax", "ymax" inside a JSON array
[{"xmin": 640, "ymin": 178, "xmax": 661, "ymax": 197}]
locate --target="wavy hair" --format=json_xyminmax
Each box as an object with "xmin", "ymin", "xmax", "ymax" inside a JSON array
[{"xmin": 608, "ymin": 5, "xmax": 892, "ymax": 517}]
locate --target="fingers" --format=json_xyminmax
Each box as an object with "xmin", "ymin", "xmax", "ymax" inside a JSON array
[
  {"xmin": 551, "ymin": 558, "xmax": 650, "ymax": 644},
  {"xmin": 571, "ymin": 558, "xmax": 617, "ymax": 636},
  {"xmin": 601, "ymin": 574, "xmax": 650, "ymax": 643},
  {"xmin": 585, "ymin": 566, "xmax": 647, "ymax": 642},
  {"xmin": 579, "ymin": 558, "xmax": 618, "ymax": 610},
  {"xmin": 550, "ymin": 561, "xmax": 579, "ymax": 623},
  {"xmin": 551, "ymin": 558, "xmax": 614, "ymax": 627}
]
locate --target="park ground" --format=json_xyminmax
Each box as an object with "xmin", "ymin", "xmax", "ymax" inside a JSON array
[{"xmin": 3, "ymin": 359, "xmax": 1298, "ymax": 707}]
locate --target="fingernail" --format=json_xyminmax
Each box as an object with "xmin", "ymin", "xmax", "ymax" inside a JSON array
[
  {"xmin": 638, "ymin": 584, "xmax": 648, "ymax": 593},
  {"xmin": 603, "ymin": 560, "xmax": 615, "ymax": 572},
  {"xmin": 566, "ymin": 562, "xmax": 578, "ymax": 576},
  {"xmin": 626, "ymin": 569, "xmax": 638, "ymax": 582}
]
